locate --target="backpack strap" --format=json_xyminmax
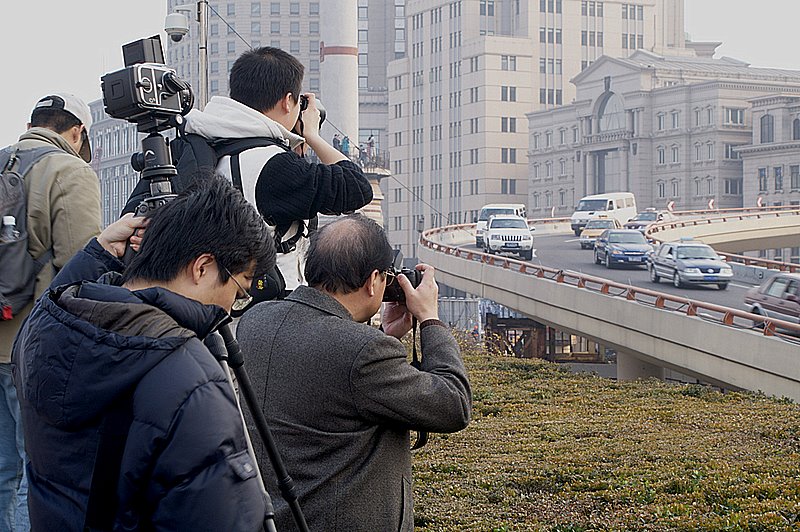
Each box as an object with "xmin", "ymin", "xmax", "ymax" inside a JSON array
[{"xmin": 211, "ymin": 137, "xmax": 288, "ymax": 194}]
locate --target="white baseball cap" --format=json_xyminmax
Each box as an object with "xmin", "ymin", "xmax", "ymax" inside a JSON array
[{"xmin": 32, "ymin": 93, "xmax": 93, "ymax": 162}]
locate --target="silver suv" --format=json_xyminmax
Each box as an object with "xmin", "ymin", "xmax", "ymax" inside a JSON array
[{"xmin": 482, "ymin": 215, "xmax": 534, "ymax": 261}]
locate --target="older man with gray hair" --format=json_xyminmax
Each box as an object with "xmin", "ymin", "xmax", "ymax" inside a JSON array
[{"xmin": 237, "ymin": 213, "xmax": 472, "ymax": 531}]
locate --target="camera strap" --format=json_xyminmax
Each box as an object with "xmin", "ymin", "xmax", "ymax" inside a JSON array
[{"xmin": 409, "ymin": 317, "xmax": 429, "ymax": 450}]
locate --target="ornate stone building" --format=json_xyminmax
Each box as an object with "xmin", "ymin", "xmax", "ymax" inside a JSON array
[{"xmin": 526, "ymin": 47, "xmax": 800, "ymax": 217}]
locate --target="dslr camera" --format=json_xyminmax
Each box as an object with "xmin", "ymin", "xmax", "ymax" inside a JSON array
[{"xmin": 382, "ymin": 251, "xmax": 422, "ymax": 302}]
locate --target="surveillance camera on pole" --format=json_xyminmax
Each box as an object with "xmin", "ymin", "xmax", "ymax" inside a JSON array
[
  {"xmin": 164, "ymin": 12, "xmax": 189, "ymax": 42},
  {"xmin": 164, "ymin": 2, "xmax": 209, "ymax": 109}
]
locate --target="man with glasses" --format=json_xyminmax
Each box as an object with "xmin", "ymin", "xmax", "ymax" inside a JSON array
[
  {"xmin": 0, "ymin": 93, "xmax": 102, "ymax": 531},
  {"xmin": 12, "ymin": 177, "xmax": 275, "ymax": 531},
  {"xmin": 237, "ymin": 213, "xmax": 472, "ymax": 531}
]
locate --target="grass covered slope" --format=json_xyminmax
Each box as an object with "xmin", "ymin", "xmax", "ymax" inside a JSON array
[{"xmin": 412, "ymin": 339, "xmax": 800, "ymax": 531}]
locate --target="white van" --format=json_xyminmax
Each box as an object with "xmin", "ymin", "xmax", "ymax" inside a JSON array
[
  {"xmin": 570, "ymin": 193, "xmax": 637, "ymax": 236},
  {"xmin": 475, "ymin": 203, "xmax": 527, "ymax": 247}
]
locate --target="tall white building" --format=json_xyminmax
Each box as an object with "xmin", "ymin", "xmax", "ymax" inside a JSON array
[{"xmin": 385, "ymin": 0, "xmax": 687, "ymax": 259}]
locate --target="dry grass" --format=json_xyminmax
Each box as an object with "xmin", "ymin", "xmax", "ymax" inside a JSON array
[{"xmin": 411, "ymin": 337, "xmax": 800, "ymax": 531}]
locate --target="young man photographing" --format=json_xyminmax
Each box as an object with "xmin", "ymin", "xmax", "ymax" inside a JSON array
[
  {"xmin": 127, "ymin": 47, "xmax": 373, "ymax": 294},
  {"xmin": 13, "ymin": 177, "xmax": 275, "ymax": 531}
]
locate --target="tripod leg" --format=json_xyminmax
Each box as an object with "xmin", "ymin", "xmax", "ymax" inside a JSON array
[
  {"xmin": 218, "ymin": 325, "xmax": 311, "ymax": 532},
  {"xmin": 205, "ymin": 333, "xmax": 278, "ymax": 530}
]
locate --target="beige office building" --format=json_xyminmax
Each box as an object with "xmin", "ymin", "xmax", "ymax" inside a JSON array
[{"xmin": 385, "ymin": 0, "xmax": 686, "ymax": 259}]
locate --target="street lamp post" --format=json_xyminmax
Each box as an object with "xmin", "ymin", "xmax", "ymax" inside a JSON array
[{"xmin": 171, "ymin": 1, "xmax": 209, "ymax": 109}]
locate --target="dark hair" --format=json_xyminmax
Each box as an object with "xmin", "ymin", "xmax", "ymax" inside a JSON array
[
  {"xmin": 29, "ymin": 109, "xmax": 81, "ymax": 134},
  {"xmin": 305, "ymin": 214, "xmax": 393, "ymax": 294},
  {"xmin": 229, "ymin": 47, "xmax": 304, "ymax": 113},
  {"xmin": 123, "ymin": 174, "xmax": 275, "ymax": 285}
]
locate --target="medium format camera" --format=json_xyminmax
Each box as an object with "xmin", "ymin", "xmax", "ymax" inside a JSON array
[
  {"xmin": 382, "ymin": 267, "xmax": 422, "ymax": 303},
  {"xmin": 101, "ymin": 35, "xmax": 193, "ymax": 131}
]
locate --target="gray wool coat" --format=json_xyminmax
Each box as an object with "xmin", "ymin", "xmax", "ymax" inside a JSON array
[{"xmin": 236, "ymin": 286, "xmax": 472, "ymax": 532}]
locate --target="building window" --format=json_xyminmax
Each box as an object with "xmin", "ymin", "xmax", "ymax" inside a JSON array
[
  {"xmin": 545, "ymin": 131, "xmax": 552, "ymax": 147},
  {"xmin": 271, "ymin": 2, "xmax": 280, "ymax": 15},
  {"xmin": 671, "ymin": 145, "xmax": 680, "ymax": 164},
  {"xmin": 310, "ymin": 21, "xmax": 319, "ymax": 35},
  {"xmin": 794, "ymin": 118, "xmax": 800, "ymax": 141},
  {"xmin": 545, "ymin": 160, "xmax": 552, "ymax": 177},
  {"xmin": 694, "ymin": 108, "xmax": 702, "ymax": 127},
  {"xmin": 309, "ymin": 3, "xmax": 319, "ymax": 15},
  {"xmin": 501, "ymin": 117, "xmax": 516, "ymax": 132},
  {"xmin": 657, "ymin": 146, "xmax": 665, "ymax": 165},
  {"xmin": 671, "ymin": 111, "xmax": 680, "ymax": 129},
  {"xmin": 775, "ymin": 166, "xmax": 784, "ymax": 191},
  {"xmin": 227, "ymin": 2, "xmax": 235, "ymax": 16},
  {"xmin": 656, "ymin": 113, "xmax": 665, "ymax": 131},
  {"xmin": 761, "ymin": 114, "xmax": 775, "ymax": 143},
  {"xmin": 559, "ymin": 159, "xmax": 567, "ymax": 176},
  {"xmin": 251, "ymin": 2, "xmax": 261, "ymax": 16},
  {"xmin": 671, "ymin": 180, "xmax": 680, "ymax": 197},
  {"xmin": 707, "ymin": 178, "xmax": 714, "ymax": 196},
  {"xmin": 707, "ymin": 142, "xmax": 714, "ymax": 160},
  {"xmin": 271, "ymin": 21, "xmax": 280, "ymax": 34},
  {"xmin": 290, "ymin": 2, "xmax": 300, "ymax": 15},
  {"xmin": 501, "ymin": 148, "xmax": 517, "ymax": 163},
  {"xmin": 290, "ymin": 21, "xmax": 300, "ymax": 35},
  {"xmin": 251, "ymin": 21, "xmax": 261, "ymax": 35},
  {"xmin": 501, "ymin": 86, "xmax": 517, "ymax": 102},
  {"xmin": 724, "ymin": 179, "xmax": 742, "ymax": 196},
  {"xmin": 657, "ymin": 181, "xmax": 666, "ymax": 198},
  {"xmin": 694, "ymin": 143, "xmax": 702, "ymax": 162},
  {"xmin": 724, "ymin": 107, "xmax": 745, "ymax": 125},
  {"xmin": 501, "ymin": 179, "xmax": 516, "ymax": 194},
  {"xmin": 791, "ymin": 165, "xmax": 800, "ymax": 190},
  {"xmin": 758, "ymin": 168, "xmax": 768, "ymax": 192},
  {"xmin": 724, "ymin": 144, "xmax": 742, "ymax": 160},
  {"xmin": 501, "ymin": 55, "xmax": 517, "ymax": 71}
]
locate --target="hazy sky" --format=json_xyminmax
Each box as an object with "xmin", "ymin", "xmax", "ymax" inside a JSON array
[{"xmin": 1, "ymin": 1, "xmax": 798, "ymax": 146}]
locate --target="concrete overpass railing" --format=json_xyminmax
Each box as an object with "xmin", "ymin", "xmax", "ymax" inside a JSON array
[{"xmin": 419, "ymin": 223, "xmax": 800, "ymax": 402}]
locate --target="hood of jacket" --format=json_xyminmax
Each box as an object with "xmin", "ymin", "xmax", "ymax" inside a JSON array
[
  {"xmin": 15, "ymin": 274, "xmax": 229, "ymax": 430},
  {"xmin": 183, "ymin": 96, "xmax": 305, "ymax": 150}
]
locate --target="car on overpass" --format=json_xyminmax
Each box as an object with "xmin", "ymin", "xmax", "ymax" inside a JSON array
[
  {"xmin": 593, "ymin": 229, "xmax": 652, "ymax": 268},
  {"xmin": 474, "ymin": 203, "xmax": 526, "ymax": 247},
  {"xmin": 623, "ymin": 208, "xmax": 675, "ymax": 233},
  {"xmin": 648, "ymin": 239, "xmax": 733, "ymax": 290},
  {"xmin": 483, "ymin": 215, "xmax": 534, "ymax": 260},
  {"xmin": 744, "ymin": 273, "xmax": 800, "ymax": 327},
  {"xmin": 579, "ymin": 217, "xmax": 622, "ymax": 249}
]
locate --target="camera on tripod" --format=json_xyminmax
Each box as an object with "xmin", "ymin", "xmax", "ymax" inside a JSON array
[
  {"xmin": 101, "ymin": 35, "xmax": 193, "ymax": 133},
  {"xmin": 101, "ymin": 35, "xmax": 194, "ymax": 219}
]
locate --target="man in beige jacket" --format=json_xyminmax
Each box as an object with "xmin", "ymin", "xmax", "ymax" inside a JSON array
[{"xmin": 0, "ymin": 93, "xmax": 101, "ymax": 530}]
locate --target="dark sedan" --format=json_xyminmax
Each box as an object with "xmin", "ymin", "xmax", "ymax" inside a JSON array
[{"xmin": 593, "ymin": 229, "xmax": 652, "ymax": 268}]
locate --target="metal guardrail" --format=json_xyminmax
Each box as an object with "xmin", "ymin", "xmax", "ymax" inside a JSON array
[
  {"xmin": 421, "ymin": 222, "xmax": 800, "ymax": 343},
  {"xmin": 646, "ymin": 208, "xmax": 800, "ymax": 241}
]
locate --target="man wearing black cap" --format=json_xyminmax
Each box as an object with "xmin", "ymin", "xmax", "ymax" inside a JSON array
[{"xmin": 0, "ymin": 92, "xmax": 101, "ymax": 531}]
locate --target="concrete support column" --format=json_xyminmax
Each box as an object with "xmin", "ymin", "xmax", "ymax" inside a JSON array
[
  {"xmin": 586, "ymin": 152, "xmax": 595, "ymax": 196},
  {"xmin": 320, "ymin": 0, "xmax": 359, "ymax": 146},
  {"xmin": 617, "ymin": 351, "xmax": 665, "ymax": 381}
]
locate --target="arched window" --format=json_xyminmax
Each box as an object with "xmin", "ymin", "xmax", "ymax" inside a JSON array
[
  {"xmin": 597, "ymin": 92, "xmax": 625, "ymax": 132},
  {"xmin": 793, "ymin": 118, "xmax": 800, "ymax": 140},
  {"xmin": 761, "ymin": 114, "xmax": 774, "ymax": 143}
]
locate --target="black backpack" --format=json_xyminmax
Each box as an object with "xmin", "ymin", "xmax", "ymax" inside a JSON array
[
  {"xmin": 0, "ymin": 145, "xmax": 58, "ymax": 320},
  {"xmin": 122, "ymin": 133, "xmax": 295, "ymax": 305}
]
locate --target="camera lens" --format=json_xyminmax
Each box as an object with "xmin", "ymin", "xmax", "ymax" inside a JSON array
[{"xmin": 299, "ymin": 95, "xmax": 308, "ymax": 112}]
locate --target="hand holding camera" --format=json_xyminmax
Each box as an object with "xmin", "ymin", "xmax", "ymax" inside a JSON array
[{"xmin": 381, "ymin": 264, "xmax": 440, "ymax": 338}]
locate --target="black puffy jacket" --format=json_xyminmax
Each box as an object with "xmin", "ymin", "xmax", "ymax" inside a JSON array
[{"xmin": 12, "ymin": 239, "xmax": 268, "ymax": 531}]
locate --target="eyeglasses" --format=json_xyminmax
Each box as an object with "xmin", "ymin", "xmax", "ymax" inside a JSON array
[
  {"xmin": 383, "ymin": 269, "xmax": 396, "ymax": 286},
  {"xmin": 221, "ymin": 265, "xmax": 253, "ymax": 312}
]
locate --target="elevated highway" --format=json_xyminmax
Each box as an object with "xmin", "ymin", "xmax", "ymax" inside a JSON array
[{"xmin": 418, "ymin": 209, "xmax": 800, "ymax": 402}]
